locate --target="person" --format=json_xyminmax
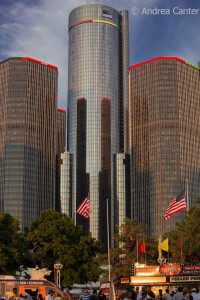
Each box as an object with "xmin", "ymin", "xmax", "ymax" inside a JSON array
[
  {"xmin": 183, "ymin": 290, "xmax": 190, "ymax": 300},
  {"xmin": 9, "ymin": 288, "xmax": 18, "ymax": 300},
  {"xmin": 173, "ymin": 287, "xmax": 183, "ymax": 300},
  {"xmin": 130, "ymin": 288, "xmax": 137, "ymax": 300},
  {"xmin": 79, "ymin": 289, "xmax": 90, "ymax": 300},
  {"xmin": 163, "ymin": 289, "xmax": 172, "ymax": 300},
  {"xmin": 90, "ymin": 291, "xmax": 98, "ymax": 300},
  {"xmin": 45, "ymin": 290, "xmax": 55, "ymax": 300},
  {"xmin": 196, "ymin": 289, "xmax": 200, "ymax": 300},
  {"xmin": 170, "ymin": 290, "xmax": 176, "ymax": 298},
  {"xmin": 124, "ymin": 286, "xmax": 136, "ymax": 300},
  {"xmin": 137, "ymin": 287, "xmax": 150, "ymax": 300},
  {"xmin": 98, "ymin": 290, "xmax": 106, "ymax": 300},
  {"xmin": 158, "ymin": 290, "xmax": 163, "ymax": 300},
  {"xmin": 136, "ymin": 288, "xmax": 139, "ymax": 297},
  {"xmin": 140, "ymin": 291, "xmax": 150, "ymax": 300},
  {"xmin": 63, "ymin": 289, "xmax": 71, "ymax": 300},
  {"xmin": 190, "ymin": 289, "xmax": 198, "ymax": 300},
  {"xmin": 19, "ymin": 292, "xmax": 29, "ymax": 300},
  {"xmin": 146, "ymin": 287, "xmax": 155, "ymax": 299},
  {"xmin": 123, "ymin": 292, "xmax": 133, "ymax": 300},
  {"xmin": 37, "ymin": 294, "xmax": 43, "ymax": 300},
  {"xmin": 54, "ymin": 293, "xmax": 62, "ymax": 300}
]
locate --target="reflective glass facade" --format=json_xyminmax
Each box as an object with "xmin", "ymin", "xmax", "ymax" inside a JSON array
[
  {"xmin": 114, "ymin": 153, "xmax": 130, "ymax": 233},
  {"xmin": 56, "ymin": 109, "xmax": 66, "ymax": 155},
  {"xmin": 68, "ymin": 4, "xmax": 129, "ymax": 247},
  {"xmin": 55, "ymin": 108, "xmax": 66, "ymax": 211},
  {"xmin": 0, "ymin": 57, "xmax": 58, "ymax": 230},
  {"xmin": 60, "ymin": 151, "xmax": 72, "ymax": 216},
  {"xmin": 129, "ymin": 57, "xmax": 200, "ymax": 237},
  {"xmin": 119, "ymin": 10, "xmax": 129, "ymax": 153}
]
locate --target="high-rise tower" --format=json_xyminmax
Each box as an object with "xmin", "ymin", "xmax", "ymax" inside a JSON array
[
  {"xmin": 67, "ymin": 4, "xmax": 129, "ymax": 247},
  {"xmin": 129, "ymin": 56, "xmax": 200, "ymax": 237},
  {"xmin": 55, "ymin": 108, "xmax": 66, "ymax": 212},
  {"xmin": 0, "ymin": 57, "xmax": 58, "ymax": 229}
]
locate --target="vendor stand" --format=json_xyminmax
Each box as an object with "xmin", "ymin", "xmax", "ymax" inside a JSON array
[{"xmin": 121, "ymin": 263, "xmax": 200, "ymax": 295}]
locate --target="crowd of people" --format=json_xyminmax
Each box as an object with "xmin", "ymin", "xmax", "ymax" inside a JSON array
[
  {"xmin": 65, "ymin": 286, "xmax": 200, "ymax": 300},
  {"xmin": 5, "ymin": 286, "xmax": 200, "ymax": 300},
  {"xmin": 75, "ymin": 288, "xmax": 106, "ymax": 300},
  {"xmin": 119, "ymin": 286, "xmax": 200, "ymax": 300}
]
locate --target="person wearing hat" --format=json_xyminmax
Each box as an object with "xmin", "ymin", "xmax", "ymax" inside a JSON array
[
  {"xmin": 45, "ymin": 290, "xmax": 55, "ymax": 300},
  {"xmin": 191, "ymin": 289, "xmax": 198, "ymax": 300}
]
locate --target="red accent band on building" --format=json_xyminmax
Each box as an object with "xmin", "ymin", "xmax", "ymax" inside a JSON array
[
  {"xmin": 129, "ymin": 56, "xmax": 186, "ymax": 69},
  {"xmin": 74, "ymin": 20, "xmax": 92, "ymax": 27},
  {"xmin": 102, "ymin": 98, "xmax": 111, "ymax": 102},
  {"xmin": 57, "ymin": 108, "xmax": 66, "ymax": 113},
  {"xmin": 69, "ymin": 20, "xmax": 93, "ymax": 31},
  {"xmin": 77, "ymin": 98, "xmax": 87, "ymax": 102},
  {"xmin": 21, "ymin": 57, "xmax": 58, "ymax": 70}
]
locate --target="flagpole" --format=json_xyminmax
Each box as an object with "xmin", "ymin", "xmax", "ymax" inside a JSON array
[
  {"xmin": 168, "ymin": 247, "xmax": 169, "ymax": 263},
  {"xmin": 180, "ymin": 233, "xmax": 183, "ymax": 264},
  {"xmin": 88, "ymin": 180, "xmax": 91, "ymax": 228},
  {"xmin": 106, "ymin": 198, "xmax": 111, "ymax": 281},
  {"xmin": 186, "ymin": 178, "xmax": 189, "ymax": 210}
]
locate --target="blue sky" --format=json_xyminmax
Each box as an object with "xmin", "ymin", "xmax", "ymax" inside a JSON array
[{"xmin": 0, "ymin": 0, "xmax": 200, "ymax": 109}]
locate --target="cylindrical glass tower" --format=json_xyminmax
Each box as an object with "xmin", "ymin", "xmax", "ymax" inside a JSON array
[{"xmin": 68, "ymin": 4, "xmax": 128, "ymax": 247}]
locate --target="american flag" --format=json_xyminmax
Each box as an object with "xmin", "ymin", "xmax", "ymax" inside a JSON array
[
  {"xmin": 77, "ymin": 197, "xmax": 90, "ymax": 218},
  {"xmin": 164, "ymin": 190, "xmax": 186, "ymax": 220}
]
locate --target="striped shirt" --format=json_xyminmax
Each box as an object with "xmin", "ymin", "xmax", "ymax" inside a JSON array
[{"xmin": 80, "ymin": 293, "xmax": 91, "ymax": 300}]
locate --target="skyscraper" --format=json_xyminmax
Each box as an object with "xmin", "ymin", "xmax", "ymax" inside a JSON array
[
  {"xmin": 56, "ymin": 109, "xmax": 66, "ymax": 155},
  {"xmin": 129, "ymin": 56, "xmax": 200, "ymax": 237},
  {"xmin": 67, "ymin": 4, "xmax": 129, "ymax": 247},
  {"xmin": 60, "ymin": 150, "xmax": 72, "ymax": 216},
  {"xmin": 55, "ymin": 108, "xmax": 66, "ymax": 212},
  {"xmin": 0, "ymin": 57, "xmax": 58, "ymax": 229}
]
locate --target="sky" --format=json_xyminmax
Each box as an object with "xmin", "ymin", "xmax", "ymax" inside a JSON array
[{"xmin": 0, "ymin": 0, "xmax": 200, "ymax": 109}]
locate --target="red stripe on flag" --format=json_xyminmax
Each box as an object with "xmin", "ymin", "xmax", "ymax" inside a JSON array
[
  {"xmin": 164, "ymin": 191, "xmax": 186, "ymax": 220},
  {"xmin": 77, "ymin": 198, "xmax": 90, "ymax": 218}
]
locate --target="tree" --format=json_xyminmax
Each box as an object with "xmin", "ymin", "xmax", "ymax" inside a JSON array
[
  {"xmin": 99, "ymin": 218, "xmax": 158, "ymax": 281},
  {"xmin": 26, "ymin": 209, "xmax": 102, "ymax": 286},
  {"xmin": 167, "ymin": 197, "xmax": 200, "ymax": 263},
  {"xmin": 0, "ymin": 212, "xmax": 27, "ymax": 274}
]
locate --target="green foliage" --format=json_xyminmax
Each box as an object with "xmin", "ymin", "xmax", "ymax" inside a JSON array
[
  {"xmin": 0, "ymin": 212, "xmax": 27, "ymax": 274},
  {"xmin": 26, "ymin": 209, "xmax": 102, "ymax": 286},
  {"xmin": 100, "ymin": 218, "xmax": 158, "ymax": 280},
  {"xmin": 167, "ymin": 197, "xmax": 200, "ymax": 263}
]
